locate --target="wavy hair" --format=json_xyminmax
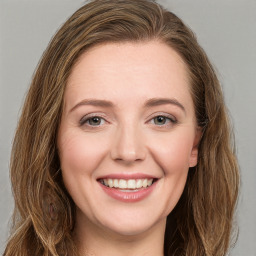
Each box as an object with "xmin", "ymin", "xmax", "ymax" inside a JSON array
[{"xmin": 4, "ymin": 0, "xmax": 239, "ymax": 255}]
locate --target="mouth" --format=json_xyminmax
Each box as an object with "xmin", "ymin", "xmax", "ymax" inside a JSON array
[
  {"xmin": 97, "ymin": 177, "xmax": 159, "ymax": 202},
  {"xmin": 98, "ymin": 178, "xmax": 158, "ymax": 192}
]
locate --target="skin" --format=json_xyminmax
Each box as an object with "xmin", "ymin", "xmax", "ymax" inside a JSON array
[{"xmin": 58, "ymin": 41, "xmax": 201, "ymax": 256}]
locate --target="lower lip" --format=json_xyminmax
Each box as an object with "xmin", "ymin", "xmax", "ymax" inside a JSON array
[{"xmin": 99, "ymin": 181, "xmax": 157, "ymax": 202}]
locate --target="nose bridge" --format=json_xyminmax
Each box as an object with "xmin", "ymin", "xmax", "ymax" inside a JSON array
[{"xmin": 111, "ymin": 120, "xmax": 146, "ymax": 163}]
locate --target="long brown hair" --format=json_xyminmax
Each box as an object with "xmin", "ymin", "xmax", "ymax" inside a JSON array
[{"xmin": 4, "ymin": 0, "xmax": 239, "ymax": 255}]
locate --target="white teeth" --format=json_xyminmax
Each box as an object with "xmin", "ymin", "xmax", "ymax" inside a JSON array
[
  {"xmin": 127, "ymin": 179, "xmax": 136, "ymax": 189},
  {"xmin": 108, "ymin": 179, "xmax": 113, "ymax": 188},
  {"xmin": 113, "ymin": 179, "xmax": 119, "ymax": 188},
  {"xmin": 101, "ymin": 178, "xmax": 154, "ymax": 189},
  {"xmin": 147, "ymin": 179, "xmax": 153, "ymax": 186},
  {"xmin": 142, "ymin": 179, "xmax": 148, "ymax": 188},
  {"xmin": 136, "ymin": 179, "xmax": 142, "ymax": 188},
  {"xmin": 119, "ymin": 179, "xmax": 127, "ymax": 189}
]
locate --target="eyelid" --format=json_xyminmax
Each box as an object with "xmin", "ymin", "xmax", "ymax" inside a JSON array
[
  {"xmin": 79, "ymin": 112, "xmax": 177, "ymax": 128},
  {"xmin": 79, "ymin": 113, "xmax": 108, "ymax": 126},
  {"xmin": 147, "ymin": 114, "xmax": 178, "ymax": 130},
  {"xmin": 147, "ymin": 112, "xmax": 177, "ymax": 123}
]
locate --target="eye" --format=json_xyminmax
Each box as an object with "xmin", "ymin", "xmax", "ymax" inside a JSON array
[
  {"xmin": 153, "ymin": 116, "xmax": 168, "ymax": 125},
  {"xmin": 80, "ymin": 116, "xmax": 106, "ymax": 127},
  {"xmin": 150, "ymin": 115, "xmax": 177, "ymax": 126}
]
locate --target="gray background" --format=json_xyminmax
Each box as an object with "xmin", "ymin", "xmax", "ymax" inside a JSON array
[{"xmin": 0, "ymin": 0, "xmax": 255, "ymax": 255}]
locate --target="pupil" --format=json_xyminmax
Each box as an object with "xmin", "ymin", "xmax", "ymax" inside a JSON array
[
  {"xmin": 90, "ymin": 117, "xmax": 100, "ymax": 125},
  {"xmin": 155, "ymin": 116, "xmax": 166, "ymax": 125}
]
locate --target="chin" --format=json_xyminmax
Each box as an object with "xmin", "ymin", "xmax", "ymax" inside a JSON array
[
  {"xmin": 92, "ymin": 205, "xmax": 167, "ymax": 238},
  {"xmin": 101, "ymin": 219, "xmax": 162, "ymax": 237}
]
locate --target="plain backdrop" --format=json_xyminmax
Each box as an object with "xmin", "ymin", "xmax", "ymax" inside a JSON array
[{"xmin": 0, "ymin": 0, "xmax": 255, "ymax": 255}]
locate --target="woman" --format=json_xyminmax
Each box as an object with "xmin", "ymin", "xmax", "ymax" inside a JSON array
[{"xmin": 4, "ymin": 0, "xmax": 239, "ymax": 255}]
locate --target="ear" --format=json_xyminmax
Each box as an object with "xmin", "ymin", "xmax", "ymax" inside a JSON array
[{"xmin": 189, "ymin": 127, "xmax": 202, "ymax": 167}]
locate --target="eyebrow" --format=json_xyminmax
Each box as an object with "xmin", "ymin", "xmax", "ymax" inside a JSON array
[
  {"xmin": 69, "ymin": 99, "xmax": 114, "ymax": 112},
  {"xmin": 69, "ymin": 97, "xmax": 186, "ymax": 113},
  {"xmin": 144, "ymin": 98, "xmax": 186, "ymax": 113}
]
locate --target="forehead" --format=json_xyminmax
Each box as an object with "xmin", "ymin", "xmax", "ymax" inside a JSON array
[{"xmin": 65, "ymin": 41, "xmax": 193, "ymax": 111}]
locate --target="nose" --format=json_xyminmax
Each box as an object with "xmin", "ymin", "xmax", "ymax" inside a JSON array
[{"xmin": 110, "ymin": 124, "xmax": 146, "ymax": 164}]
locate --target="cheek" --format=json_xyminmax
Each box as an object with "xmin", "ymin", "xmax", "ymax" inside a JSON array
[
  {"xmin": 58, "ymin": 130, "xmax": 109, "ymax": 178},
  {"xmin": 146, "ymin": 130, "xmax": 194, "ymax": 216},
  {"xmin": 147, "ymin": 129, "xmax": 195, "ymax": 174}
]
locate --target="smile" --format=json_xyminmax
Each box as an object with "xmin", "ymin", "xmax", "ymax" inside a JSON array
[
  {"xmin": 97, "ymin": 177, "xmax": 158, "ymax": 202},
  {"xmin": 99, "ymin": 178, "xmax": 154, "ymax": 190}
]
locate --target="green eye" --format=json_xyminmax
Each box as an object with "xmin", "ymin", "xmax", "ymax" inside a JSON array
[
  {"xmin": 153, "ymin": 116, "xmax": 168, "ymax": 125},
  {"xmin": 79, "ymin": 115, "xmax": 107, "ymax": 128},
  {"xmin": 87, "ymin": 117, "xmax": 103, "ymax": 126},
  {"xmin": 151, "ymin": 115, "xmax": 177, "ymax": 126}
]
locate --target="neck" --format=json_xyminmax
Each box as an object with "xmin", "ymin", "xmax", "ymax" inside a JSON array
[{"xmin": 74, "ymin": 212, "xmax": 166, "ymax": 256}]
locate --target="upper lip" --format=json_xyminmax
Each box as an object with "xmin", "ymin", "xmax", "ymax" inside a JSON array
[{"xmin": 97, "ymin": 173, "xmax": 159, "ymax": 180}]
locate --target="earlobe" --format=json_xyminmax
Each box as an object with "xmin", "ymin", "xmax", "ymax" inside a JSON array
[{"xmin": 189, "ymin": 127, "xmax": 202, "ymax": 167}]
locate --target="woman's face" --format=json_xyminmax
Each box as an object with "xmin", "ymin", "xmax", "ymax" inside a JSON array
[{"xmin": 58, "ymin": 41, "xmax": 200, "ymax": 237}]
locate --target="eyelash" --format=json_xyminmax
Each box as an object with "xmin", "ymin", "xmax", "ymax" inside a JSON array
[
  {"xmin": 79, "ymin": 114, "xmax": 106, "ymax": 127},
  {"xmin": 79, "ymin": 114, "xmax": 177, "ymax": 128},
  {"xmin": 149, "ymin": 114, "xmax": 177, "ymax": 127}
]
